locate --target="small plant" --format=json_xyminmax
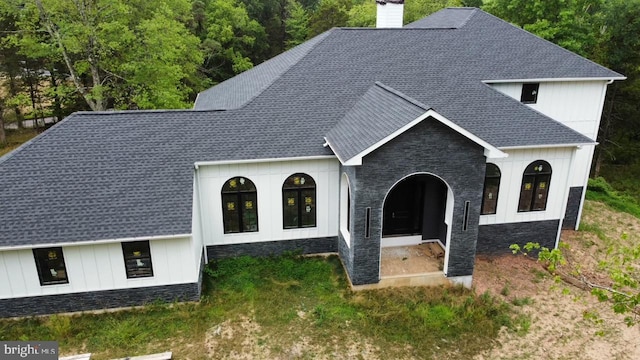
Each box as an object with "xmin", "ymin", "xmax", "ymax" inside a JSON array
[
  {"xmin": 45, "ymin": 315, "xmax": 72, "ymax": 339},
  {"xmin": 500, "ymin": 284, "xmax": 510, "ymax": 297},
  {"xmin": 511, "ymin": 297, "xmax": 533, "ymax": 306}
]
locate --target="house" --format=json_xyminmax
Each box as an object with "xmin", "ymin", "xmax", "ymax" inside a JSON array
[{"xmin": 0, "ymin": 4, "xmax": 624, "ymax": 317}]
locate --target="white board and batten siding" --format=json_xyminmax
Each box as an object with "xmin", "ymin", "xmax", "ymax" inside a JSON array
[
  {"xmin": 481, "ymin": 147, "xmax": 574, "ymax": 226},
  {"xmin": 490, "ymin": 81, "xmax": 608, "ymax": 187},
  {"xmin": 197, "ymin": 158, "xmax": 340, "ymax": 247},
  {"xmin": 0, "ymin": 236, "xmax": 196, "ymax": 299}
]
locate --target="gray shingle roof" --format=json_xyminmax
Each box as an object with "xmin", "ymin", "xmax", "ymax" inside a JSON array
[
  {"xmin": 194, "ymin": 31, "xmax": 331, "ymax": 110},
  {"xmin": 405, "ymin": 7, "xmax": 477, "ymax": 28},
  {"xmin": 325, "ymin": 82, "xmax": 428, "ymax": 162},
  {"xmin": 0, "ymin": 8, "xmax": 623, "ymax": 247}
]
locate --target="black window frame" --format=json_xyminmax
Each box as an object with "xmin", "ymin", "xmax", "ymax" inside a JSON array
[
  {"xmin": 518, "ymin": 160, "xmax": 552, "ymax": 212},
  {"xmin": 122, "ymin": 241, "xmax": 154, "ymax": 279},
  {"xmin": 521, "ymin": 83, "xmax": 539, "ymax": 104},
  {"xmin": 33, "ymin": 247, "xmax": 69, "ymax": 286},
  {"xmin": 481, "ymin": 163, "xmax": 501, "ymax": 215},
  {"xmin": 221, "ymin": 176, "xmax": 259, "ymax": 234},
  {"xmin": 282, "ymin": 173, "xmax": 317, "ymax": 229}
]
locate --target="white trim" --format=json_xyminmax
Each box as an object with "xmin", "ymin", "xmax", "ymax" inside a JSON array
[
  {"xmin": 381, "ymin": 235, "xmax": 422, "ymax": 248},
  {"xmin": 342, "ymin": 109, "xmax": 507, "ymax": 166},
  {"xmin": 0, "ymin": 233, "xmax": 192, "ymax": 251},
  {"xmin": 194, "ymin": 155, "xmax": 336, "ymax": 168},
  {"xmin": 378, "ymin": 172, "xmax": 455, "ymax": 278},
  {"xmin": 498, "ymin": 142, "xmax": 596, "ymax": 151},
  {"xmin": 324, "ymin": 137, "xmax": 347, "ymax": 164},
  {"xmin": 482, "ymin": 77, "xmax": 625, "ymax": 84},
  {"xmin": 195, "ymin": 167, "xmax": 208, "ymax": 264},
  {"xmin": 555, "ymin": 147, "xmax": 576, "ymax": 249}
]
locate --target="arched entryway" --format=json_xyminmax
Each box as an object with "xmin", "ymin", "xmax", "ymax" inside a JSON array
[{"xmin": 380, "ymin": 173, "xmax": 453, "ymax": 277}]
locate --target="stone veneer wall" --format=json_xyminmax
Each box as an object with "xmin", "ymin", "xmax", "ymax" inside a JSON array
[
  {"xmin": 206, "ymin": 237, "xmax": 338, "ymax": 260},
  {"xmin": 0, "ymin": 282, "xmax": 200, "ymax": 318},
  {"xmin": 476, "ymin": 219, "xmax": 560, "ymax": 254},
  {"xmin": 342, "ymin": 119, "xmax": 487, "ymax": 285},
  {"xmin": 562, "ymin": 187, "xmax": 583, "ymax": 230}
]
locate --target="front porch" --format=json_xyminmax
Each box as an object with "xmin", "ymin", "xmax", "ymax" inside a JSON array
[{"xmin": 351, "ymin": 242, "xmax": 450, "ymax": 290}]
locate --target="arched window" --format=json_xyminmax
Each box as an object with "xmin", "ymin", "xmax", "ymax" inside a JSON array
[
  {"xmin": 282, "ymin": 173, "xmax": 316, "ymax": 229},
  {"xmin": 518, "ymin": 161, "xmax": 552, "ymax": 212},
  {"xmin": 221, "ymin": 177, "xmax": 258, "ymax": 233},
  {"xmin": 481, "ymin": 163, "xmax": 501, "ymax": 215}
]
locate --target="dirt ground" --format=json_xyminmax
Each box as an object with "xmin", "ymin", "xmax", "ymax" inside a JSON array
[
  {"xmin": 473, "ymin": 201, "xmax": 640, "ymax": 360},
  {"xmin": 201, "ymin": 201, "xmax": 640, "ymax": 359}
]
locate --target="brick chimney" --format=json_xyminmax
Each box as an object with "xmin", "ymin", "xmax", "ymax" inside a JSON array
[{"xmin": 376, "ymin": 0, "xmax": 404, "ymax": 28}]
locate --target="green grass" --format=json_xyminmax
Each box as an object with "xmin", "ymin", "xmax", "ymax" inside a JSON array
[
  {"xmin": 0, "ymin": 128, "xmax": 39, "ymax": 157},
  {"xmin": 586, "ymin": 177, "xmax": 640, "ymax": 219},
  {"xmin": 0, "ymin": 254, "xmax": 526, "ymax": 359}
]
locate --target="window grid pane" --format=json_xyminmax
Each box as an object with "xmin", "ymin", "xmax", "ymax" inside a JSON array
[
  {"xmin": 300, "ymin": 189, "xmax": 316, "ymax": 227},
  {"xmin": 518, "ymin": 175, "xmax": 535, "ymax": 212},
  {"xmin": 222, "ymin": 193, "xmax": 240, "ymax": 233},
  {"xmin": 532, "ymin": 174, "xmax": 551, "ymax": 211},
  {"xmin": 283, "ymin": 190, "xmax": 299, "ymax": 229},
  {"xmin": 241, "ymin": 193, "xmax": 258, "ymax": 232}
]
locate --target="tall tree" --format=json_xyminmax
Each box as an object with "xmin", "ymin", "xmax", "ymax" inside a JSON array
[
  {"xmin": 308, "ymin": 0, "xmax": 350, "ymax": 37},
  {"xmin": 285, "ymin": 0, "xmax": 309, "ymax": 48},
  {"xmin": 9, "ymin": 0, "xmax": 203, "ymax": 111},
  {"xmin": 199, "ymin": 0, "xmax": 266, "ymax": 83}
]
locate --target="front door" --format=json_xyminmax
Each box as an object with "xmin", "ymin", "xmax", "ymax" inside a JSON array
[
  {"xmin": 383, "ymin": 177, "xmax": 425, "ymax": 237},
  {"xmin": 383, "ymin": 175, "xmax": 448, "ymax": 245}
]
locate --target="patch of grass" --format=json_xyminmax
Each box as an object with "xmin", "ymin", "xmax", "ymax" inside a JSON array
[
  {"xmin": 511, "ymin": 297, "xmax": 533, "ymax": 306},
  {"xmin": 0, "ymin": 128, "xmax": 39, "ymax": 157},
  {"xmin": 586, "ymin": 177, "xmax": 640, "ymax": 219},
  {"xmin": 578, "ymin": 221, "xmax": 608, "ymax": 242},
  {"xmin": 0, "ymin": 254, "xmax": 525, "ymax": 359}
]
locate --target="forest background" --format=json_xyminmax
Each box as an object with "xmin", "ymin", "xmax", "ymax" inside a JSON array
[{"xmin": 1, "ymin": 0, "xmax": 639, "ymax": 196}]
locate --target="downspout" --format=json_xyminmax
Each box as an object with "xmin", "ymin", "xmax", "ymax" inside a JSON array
[
  {"xmin": 194, "ymin": 164, "xmax": 209, "ymax": 265},
  {"xmin": 555, "ymin": 147, "xmax": 576, "ymax": 249}
]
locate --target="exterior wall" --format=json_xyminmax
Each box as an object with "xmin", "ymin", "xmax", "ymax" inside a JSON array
[
  {"xmin": 0, "ymin": 237, "xmax": 197, "ymax": 300},
  {"xmin": 343, "ymin": 119, "xmax": 486, "ymax": 285},
  {"xmin": 197, "ymin": 158, "xmax": 340, "ymax": 248},
  {"xmin": 206, "ymin": 237, "xmax": 337, "ymax": 260},
  {"xmin": 0, "ymin": 283, "xmax": 199, "ymax": 318},
  {"xmin": 490, "ymin": 81, "xmax": 606, "ymax": 186},
  {"xmin": 192, "ymin": 177, "xmax": 205, "ymax": 272},
  {"xmin": 563, "ymin": 187, "xmax": 583, "ymax": 229},
  {"xmin": 481, "ymin": 147, "xmax": 574, "ymax": 225},
  {"xmin": 476, "ymin": 220, "xmax": 559, "ymax": 255}
]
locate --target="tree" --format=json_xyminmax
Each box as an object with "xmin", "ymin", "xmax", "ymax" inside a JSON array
[
  {"xmin": 8, "ymin": 0, "xmax": 203, "ymax": 111},
  {"xmin": 511, "ymin": 239, "xmax": 640, "ymax": 326},
  {"xmin": 199, "ymin": 0, "xmax": 266, "ymax": 83},
  {"xmin": 285, "ymin": 0, "xmax": 309, "ymax": 48},
  {"xmin": 308, "ymin": 0, "xmax": 350, "ymax": 37}
]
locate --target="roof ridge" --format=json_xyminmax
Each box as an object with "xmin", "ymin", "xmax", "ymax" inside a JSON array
[
  {"xmin": 374, "ymin": 82, "xmax": 430, "ymax": 111},
  {"xmin": 239, "ymin": 29, "xmax": 336, "ymax": 109},
  {"xmin": 72, "ymin": 109, "xmax": 225, "ymax": 116}
]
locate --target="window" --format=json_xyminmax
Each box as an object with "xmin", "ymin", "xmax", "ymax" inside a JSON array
[
  {"xmin": 222, "ymin": 177, "xmax": 258, "ymax": 233},
  {"xmin": 283, "ymin": 173, "xmax": 316, "ymax": 229},
  {"xmin": 518, "ymin": 160, "xmax": 552, "ymax": 212},
  {"xmin": 521, "ymin": 83, "xmax": 539, "ymax": 104},
  {"xmin": 122, "ymin": 241, "xmax": 153, "ymax": 278},
  {"xmin": 481, "ymin": 163, "xmax": 501, "ymax": 215},
  {"xmin": 33, "ymin": 247, "xmax": 69, "ymax": 286}
]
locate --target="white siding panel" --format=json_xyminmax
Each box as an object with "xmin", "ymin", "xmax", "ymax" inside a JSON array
[
  {"xmin": 489, "ymin": 80, "xmax": 608, "ymax": 192},
  {"xmin": 199, "ymin": 158, "xmax": 340, "ymax": 246},
  {"xmin": 481, "ymin": 147, "xmax": 574, "ymax": 225},
  {"xmin": 0, "ymin": 236, "xmax": 196, "ymax": 299}
]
